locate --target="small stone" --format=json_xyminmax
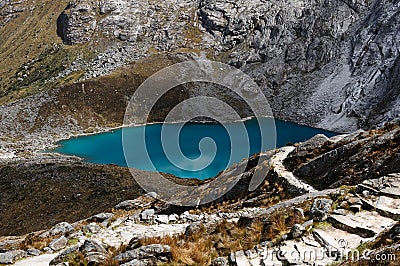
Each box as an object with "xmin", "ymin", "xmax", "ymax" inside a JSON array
[
  {"xmin": 185, "ymin": 223, "xmax": 203, "ymax": 237},
  {"xmin": 302, "ymin": 219, "xmax": 314, "ymax": 228},
  {"xmin": 168, "ymin": 214, "xmax": 179, "ymax": 223},
  {"xmin": 27, "ymin": 248, "xmax": 40, "ymax": 256},
  {"xmin": 212, "ymin": 257, "xmax": 228, "ymax": 266},
  {"xmin": 121, "ymin": 259, "xmax": 146, "ymax": 266},
  {"xmin": 43, "ymin": 247, "xmax": 52, "ymax": 253},
  {"xmin": 290, "ymin": 224, "xmax": 306, "ymax": 238},
  {"xmin": 49, "ymin": 236, "xmax": 68, "ymax": 251},
  {"xmin": 114, "ymin": 244, "xmax": 170, "ymax": 263},
  {"xmin": 362, "ymin": 190, "xmax": 370, "ymax": 197},
  {"xmin": 129, "ymin": 238, "xmax": 140, "ymax": 249},
  {"xmin": 155, "ymin": 215, "xmax": 169, "ymax": 224},
  {"xmin": 333, "ymin": 209, "xmax": 348, "ymax": 215}
]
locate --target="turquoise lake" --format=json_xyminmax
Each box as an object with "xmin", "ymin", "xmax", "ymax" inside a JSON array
[{"xmin": 54, "ymin": 118, "xmax": 336, "ymax": 179}]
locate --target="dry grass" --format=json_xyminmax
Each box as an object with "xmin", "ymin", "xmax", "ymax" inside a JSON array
[
  {"xmin": 19, "ymin": 233, "xmax": 55, "ymax": 250},
  {"xmin": 134, "ymin": 219, "xmax": 265, "ymax": 265}
]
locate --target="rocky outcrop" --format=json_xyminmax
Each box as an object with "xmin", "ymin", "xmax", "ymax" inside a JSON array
[
  {"xmin": 56, "ymin": 1, "xmax": 96, "ymax": 45},
  {"xmin": 284, "ymin": 123, "xmax": 400, "ymax": 189},
  {"xmin": 0, "ymin": 0, "xmax": 27, "ymax": 28}
]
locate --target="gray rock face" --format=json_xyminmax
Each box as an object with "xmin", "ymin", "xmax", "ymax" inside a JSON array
[
  {"xmin": 0, "ymin": 250, "xmax": 27, "ymax": 264},
  {"xmin": 57, "ymin": 1, "xmax": 96, "ymax": 45},
  {"xmin": 88, "ymin": 0, "xmax": 400, "ymax": 131},
  {"xmin": 310, "ymin": 198, "xmax": 333, "ymax": 222}
]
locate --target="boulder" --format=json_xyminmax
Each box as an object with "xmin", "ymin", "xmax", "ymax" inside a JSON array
[
  {"xmin": 155, "ymin": 215, "xmax": 169, "ymax": 224},
  {"xmin": 49, "ymin": 236, "xmax": 68, "ymax": 251},
  {"xmin": 80, "ymin": 239, "xmax": 107, "ymax": 254},
  {"xmin": 114, "ymin": 244, "xmax": 171, "ymax": 263},
  {"xmin": 40, "ymin": 222, "xmax": 74, "ymax": 238},
  {"xmin": 0, "ymin": 250, "xmax": 27, "ymax": 264},
  {"xmin": 140, "ymin": 209, "xmax": 155, "ymax": 221},
  {"xmin": 56, "ymin": 1, "xmax": 97, "ymax": 45},
  {"xmin": 290, "ymin": 224, "xmax": 306, "ymax": 238},
  {"xmin": 310, "ymin": 198, "xmax": 333, "ymax": 222}
]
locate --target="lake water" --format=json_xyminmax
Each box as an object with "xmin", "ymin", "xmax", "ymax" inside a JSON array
[{"xmin": 54, "ymin": 118, "xmax": 336, "ymax": 179}]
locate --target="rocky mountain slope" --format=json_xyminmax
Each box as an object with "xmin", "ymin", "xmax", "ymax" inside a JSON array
[{"xmin": 0, "ymin": 0, "xmax": 399, "ymax": 134}]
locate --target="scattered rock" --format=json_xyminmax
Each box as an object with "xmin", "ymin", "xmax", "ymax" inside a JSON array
[
  {"xmin": 348, "ymin": 197, "xmax": 363, "ymax": 205},
  {"xmin": 212, "ymin": 257, "xmax": 228, "ymax": 266},
  {"xmin": 82, "ymin": 222, "xmax": 102, "ymax": 234},
  {"xmin": 168, "ymin": 214, "xmax": 179, "ymax": 223},
  {"xmin": 49, "ymin": 245, "xmax": 80, "ymax": 265},
  {"xmin": 115, "ymin": 193, "xmax": 157, "ymax": 211},
  {"xmin": 185, "ymin": 223, "xmax": 203, "ymax": 237},
  {"xmin": 230, "ymin": 250, "xmax": 251, "ymax": 266},
  {"xmin": 121, "ymin": 259, "xmax": 146, "ymax": 266}
]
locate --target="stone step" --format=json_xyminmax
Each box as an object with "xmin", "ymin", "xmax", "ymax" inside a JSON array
[
  {"xmin": 357, "ymin": 195, "xmax": 400, "ymax": 220},
  {"xmin": 327, "ymin": 211, "xmax": 396, "ymax": 238},
  {"xmin": 278, "ymin": 240, "xmax": 331, "ymax": 265},
  {"xmin": 358, "ymin": 175, "xmax": 400, "ymax": 199},
  {"xmin": 312, "ymin": 226, "xmax": 368, "ymax": 254}
]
